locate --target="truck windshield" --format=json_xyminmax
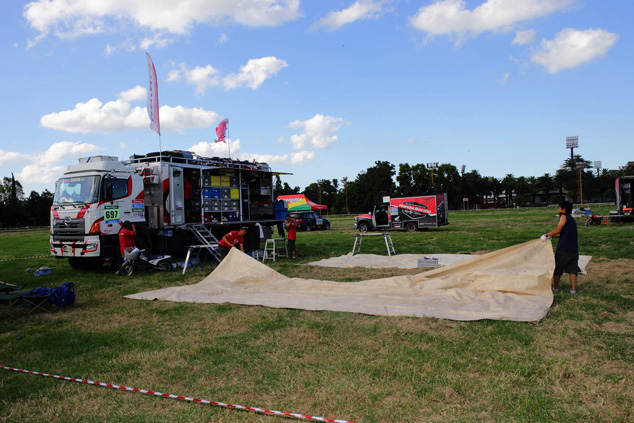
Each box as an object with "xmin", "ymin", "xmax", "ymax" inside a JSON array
[{"xmin": 53, "ymin": 176, "xmax": 100, "ymax": 205}]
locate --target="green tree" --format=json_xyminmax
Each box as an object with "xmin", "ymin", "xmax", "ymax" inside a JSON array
[
  {"xmin": 501, "ymin": 174, "xmax": 516, "ymax": 206},
  {"xmin": 351, "ymin": 161, "xmax": 395, "ymax": 212},
  {"xmin": 397, "ymin": 163, "xmax": 413, "ymax": 188}
]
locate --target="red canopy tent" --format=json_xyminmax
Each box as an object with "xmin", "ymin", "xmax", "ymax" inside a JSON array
[{"xmin": 276, "ymin": 194, "xmax": 328, "ymax": 211}]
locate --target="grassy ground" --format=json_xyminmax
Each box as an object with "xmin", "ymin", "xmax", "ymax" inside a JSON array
[{"xmin": 0, "ymin": 207, "xmax": 632, "ymax": 422}]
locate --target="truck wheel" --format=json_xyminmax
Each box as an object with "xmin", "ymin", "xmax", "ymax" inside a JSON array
[
  {"xmin": 358, "ymin": 222, "xmax": 370, "ymax": 232},
  {"xmin": 405, "ymin": 222, "xmax": 417, "ymax": 232},
  {"xmin": 305, "ymin": 225, "xmax": 311, "ymax": 232},
  {"xmin": 323, "ymin": 222, "xmax": 330, "ymax": 230}
]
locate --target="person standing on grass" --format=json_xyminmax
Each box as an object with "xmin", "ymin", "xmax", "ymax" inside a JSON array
[
  {"xmin": 284, "ymin": 214, "xmax": 297, "ymax": 259},
  {"xmin": 217, "ymin": 226, "xmax": 248, "ymax": 260},
  {"xmin": 541, "ymin": 200, "xmax": 580, "ymax": 294}
]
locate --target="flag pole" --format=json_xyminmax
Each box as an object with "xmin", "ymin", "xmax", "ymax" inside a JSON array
[{"xmin": 227, "ymin": 126, "xmax": 231, "ymax": 159}]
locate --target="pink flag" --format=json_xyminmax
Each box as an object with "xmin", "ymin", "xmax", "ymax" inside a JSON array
[
  {"xmin": 146, "ymin": 52, "xmax": 160, "ymax": 135},
  {"xmin": 216, "ymin": 119, "xmax": 228, "ymax": 143}
]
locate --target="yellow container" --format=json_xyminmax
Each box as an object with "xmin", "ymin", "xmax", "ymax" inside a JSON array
[
  {"xmin": 211, "ymin": 175, "xmax": 220, "ymax": 186},
  {"xmin": 230, "ymin": 189, "xmax": 240, "ymax": 199}
]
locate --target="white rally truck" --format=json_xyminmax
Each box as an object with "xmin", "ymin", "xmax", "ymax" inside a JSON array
[{"xmin": 50, "ymin": 152, "xmax": 286, "ymax": 268}]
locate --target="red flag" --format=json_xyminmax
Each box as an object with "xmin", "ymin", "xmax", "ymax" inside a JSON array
[
  {"xmin": 146, "ymin": 52, "xmax": 160, "ymax": 135},
  {"xmin": 216, "ymin": 119, "xmax": 228, "ymax": 143}
]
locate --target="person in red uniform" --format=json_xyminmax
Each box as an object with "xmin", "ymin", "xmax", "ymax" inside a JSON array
[
  {"xmin": 217, "ymin": 226, "xmax": 248, "ymax": 260},
  {"xmin": 284, "ymin": 214, "xmax": 297, "ymax": 259},
  {"xmin": 119, "ymin": 220, "xmax": 136, "ymax": 256},
  {"xmin": 116, "ymin": 220, "xmax": 137, "ymax": 275}
]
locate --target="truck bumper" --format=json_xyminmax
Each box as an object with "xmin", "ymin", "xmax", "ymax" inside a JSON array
[{"xmin": 50, "ymin": 235, "xmax": 101, "ymax": 258}]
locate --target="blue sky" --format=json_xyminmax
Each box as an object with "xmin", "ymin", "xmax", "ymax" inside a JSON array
[{"xmin": 1, "ymin": 0, "xmax": 631, "ymax": 195}]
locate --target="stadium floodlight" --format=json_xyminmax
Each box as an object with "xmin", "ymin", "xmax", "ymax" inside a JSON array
[{"xmin": 566, "ymin": 136, "xmax": 578, "ymax": 149}]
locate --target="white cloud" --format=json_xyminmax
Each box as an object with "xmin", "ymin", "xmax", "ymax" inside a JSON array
[
  {"xmin": 168, "ymin": 57, "xmax": 287, "ymax": 93},
  {"xmin": 188, "ymin": 139, "xmax": 315, "ymax": 165},
  {"xmin": 499, "ymin": 72, "xmax": 510, "ymax": 85},
  {"xmin": 531, "ymin": 28, "xmax": 618, "ymax": 73},
  {"xmin": 222, "ymin": 57, "xmax": 288, "ymax": 90},
  {"xmin": 16, "ymin": 141, "xmax": 101, "ymax": 184},
  {"xmin": 24, "ymin": 0, "xmax": 302, "ymax": 47},
  {"xmin": 409, "ymin": 0, "xmax": 573, "ymax": 42},
  {"xmin": 288, "ymin": 114, "xmax": 346, "ymax": 149},
  {"xmin": 289, "ymin": 151, "xmax": 315, "ymax": 164},
  {"xmin": 218, "ymin": 33, "xmax": 228, "ymax": 44},
  {"xmin": 159, "ymin": 106, "xmax": 220, "ymax": 132},
  {"xmin": 311, "ymin": 0, "xmax": 389, "ymax": 31},
  {"xmin": 512, "ymin": 29, "xmax": 536, "ymax": 45},
  {"xmin": 188, "ymin": 139, "xmax": 242, "ymax": 157},
  {"xmin": 40, "ymin": 92, "xmax": 219, "ymax": 133},
  {"xmin": 118, "ymin": 85, "xmax": 147, "ymax": 102},
  {"xmin": 168, "ymin": 63, "xmax": 221, "ymax": 94},
  {"xmin": 0, "ymin": 150, "xmax": 25, "ymax": 166}
]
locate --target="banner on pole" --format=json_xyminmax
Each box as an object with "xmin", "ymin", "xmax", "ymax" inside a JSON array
[
  {"xmin": 216, "ymin": 119, "xmax": 228, "ymax": 143},
  {"xmin": 146, "ymin": 52, "xmax": 161, "ymax": 135}
]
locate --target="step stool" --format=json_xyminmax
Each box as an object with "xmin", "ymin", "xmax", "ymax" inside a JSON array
[{"xmin": 262, "ymin": 238, "xmax": 288, "ymax": 262}]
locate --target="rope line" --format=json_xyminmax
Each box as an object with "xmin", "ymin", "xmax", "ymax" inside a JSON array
[
  {"xmin": 1, "ymin": 365, "xmax": 359, "ymax": 423},
  {"xmin": 0, "ymin": 255, "xmax": 51, "ymax": 262}
]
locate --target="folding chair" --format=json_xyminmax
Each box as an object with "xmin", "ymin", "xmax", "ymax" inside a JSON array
[
  {"xmin": 0, "ymin": 281, "xmax": 24, "ymax": 293},
  {"xmin": 1, "ymin": 282, "xmax": 77, "ymax": 315}
]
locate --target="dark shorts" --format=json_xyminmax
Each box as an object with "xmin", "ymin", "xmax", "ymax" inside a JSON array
[
  {"xmin": 554, "ymin": 251, "xmax": 581, "ymax": 275},
  {"xmin": 218, "ymin": 245, "xmax": 231, "ymax": 259},
  {"xmin": 287, "ymin": 239, "xmax": 296, "ymax": 251}
]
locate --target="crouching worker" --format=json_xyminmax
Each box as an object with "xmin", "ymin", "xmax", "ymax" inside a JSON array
[
  {"xmin": 116, "ymin": 220, "xmax": 138, "ymax": 275},
  {"xmin": 217, "ymin": 226, "xmax": 248, "ymax": 260}
]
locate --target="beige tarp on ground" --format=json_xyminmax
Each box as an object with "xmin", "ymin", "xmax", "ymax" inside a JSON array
[
  {"xmin": 126, "ymin": 239, "xmax": 558, "ymax": 322},
  {"xmin": 307, "ymin": 252, "xmax": 592, "ymax": 273}
]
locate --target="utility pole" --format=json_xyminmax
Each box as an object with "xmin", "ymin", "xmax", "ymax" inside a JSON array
[{"xmin": 342, "ymin": 177, "xmax": 349, "ymax": 214}]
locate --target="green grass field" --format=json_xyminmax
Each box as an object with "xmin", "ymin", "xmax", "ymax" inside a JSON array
[{"xmin": 1, "ymin": 207, "xmax": 633, "ymax": 422}]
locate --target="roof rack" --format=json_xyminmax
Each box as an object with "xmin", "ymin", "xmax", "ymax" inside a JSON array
[{"xmin": 128, "ymin": 151, "xmax": 271, "ymax": 171}]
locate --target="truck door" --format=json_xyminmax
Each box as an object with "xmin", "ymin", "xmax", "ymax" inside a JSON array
[
  {"xmin": 169, "ymin": 167, "xmax": 185, "ymax": 225},
  {"xmin": 374, "ymin": 204, "xmax": 390, "ymax": 227}
]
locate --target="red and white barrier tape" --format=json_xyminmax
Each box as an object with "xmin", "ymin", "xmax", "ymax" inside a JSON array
[
  {"xmin": 1, "ymin": 365, "xmax": 358, "ymax": 423},
  {"xmin": 0, "ymin": 255, "xmax": 50, "ymax": 262}
]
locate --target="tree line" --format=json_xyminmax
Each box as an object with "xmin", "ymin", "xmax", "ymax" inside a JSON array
[
  {"xmin": 0, "ymin": 175, "xmax": 54, "ymax": 227},
  {"xmin": 2, "ymin": 155, "xmax": 631, "ymax": 226},
  {"xmin": 276, "ymin": 155, "xmax": 634, "ymax": 214}
]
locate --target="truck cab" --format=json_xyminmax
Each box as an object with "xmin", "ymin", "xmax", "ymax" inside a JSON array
[{"xmin": 50, "ymin": 156, "xmax": 145, "ymax": 267}]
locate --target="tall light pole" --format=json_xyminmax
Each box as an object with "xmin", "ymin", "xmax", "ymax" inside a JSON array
[
  {"xmin": 575, "ymin": 158, "xmax": 584, "ymax": 207},
  {"xmin": 316, "ymin": 179, "xmax": 326, "ymax": 207},
  {"xmin": 427, "ymin": 162, "xmax": 438, "ymax": 185},
  {"xmin": 566, "ymin": 136, "xmax": 578, "ymax": 171}
]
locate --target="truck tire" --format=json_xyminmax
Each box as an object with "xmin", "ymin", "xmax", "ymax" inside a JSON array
[
  {"xmin": 405, "ymin": 222, "xmax": 417, "ymax": 233},
  {"xmin": 358, "ymin": 222, "xmax": 370, "ymax": 232}
]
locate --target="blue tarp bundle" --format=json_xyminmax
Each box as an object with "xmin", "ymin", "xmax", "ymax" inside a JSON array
[{"xmin": 20, "ymin": 282, "xmax": 75, "ymax": 307}]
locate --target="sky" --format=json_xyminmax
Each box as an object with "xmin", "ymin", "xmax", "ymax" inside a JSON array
[{"xmin": 1, "ymin": 0, "xmax": 632, "ymax": 195}]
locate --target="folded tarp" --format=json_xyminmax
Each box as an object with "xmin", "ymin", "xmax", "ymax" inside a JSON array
[
  {"xmin": 307, "ymin": 252, "xmax": 592, "ymax": 273},
  {"xmin": 126, "ymin": 239, "xmax": 557, "ymax": 322}
]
